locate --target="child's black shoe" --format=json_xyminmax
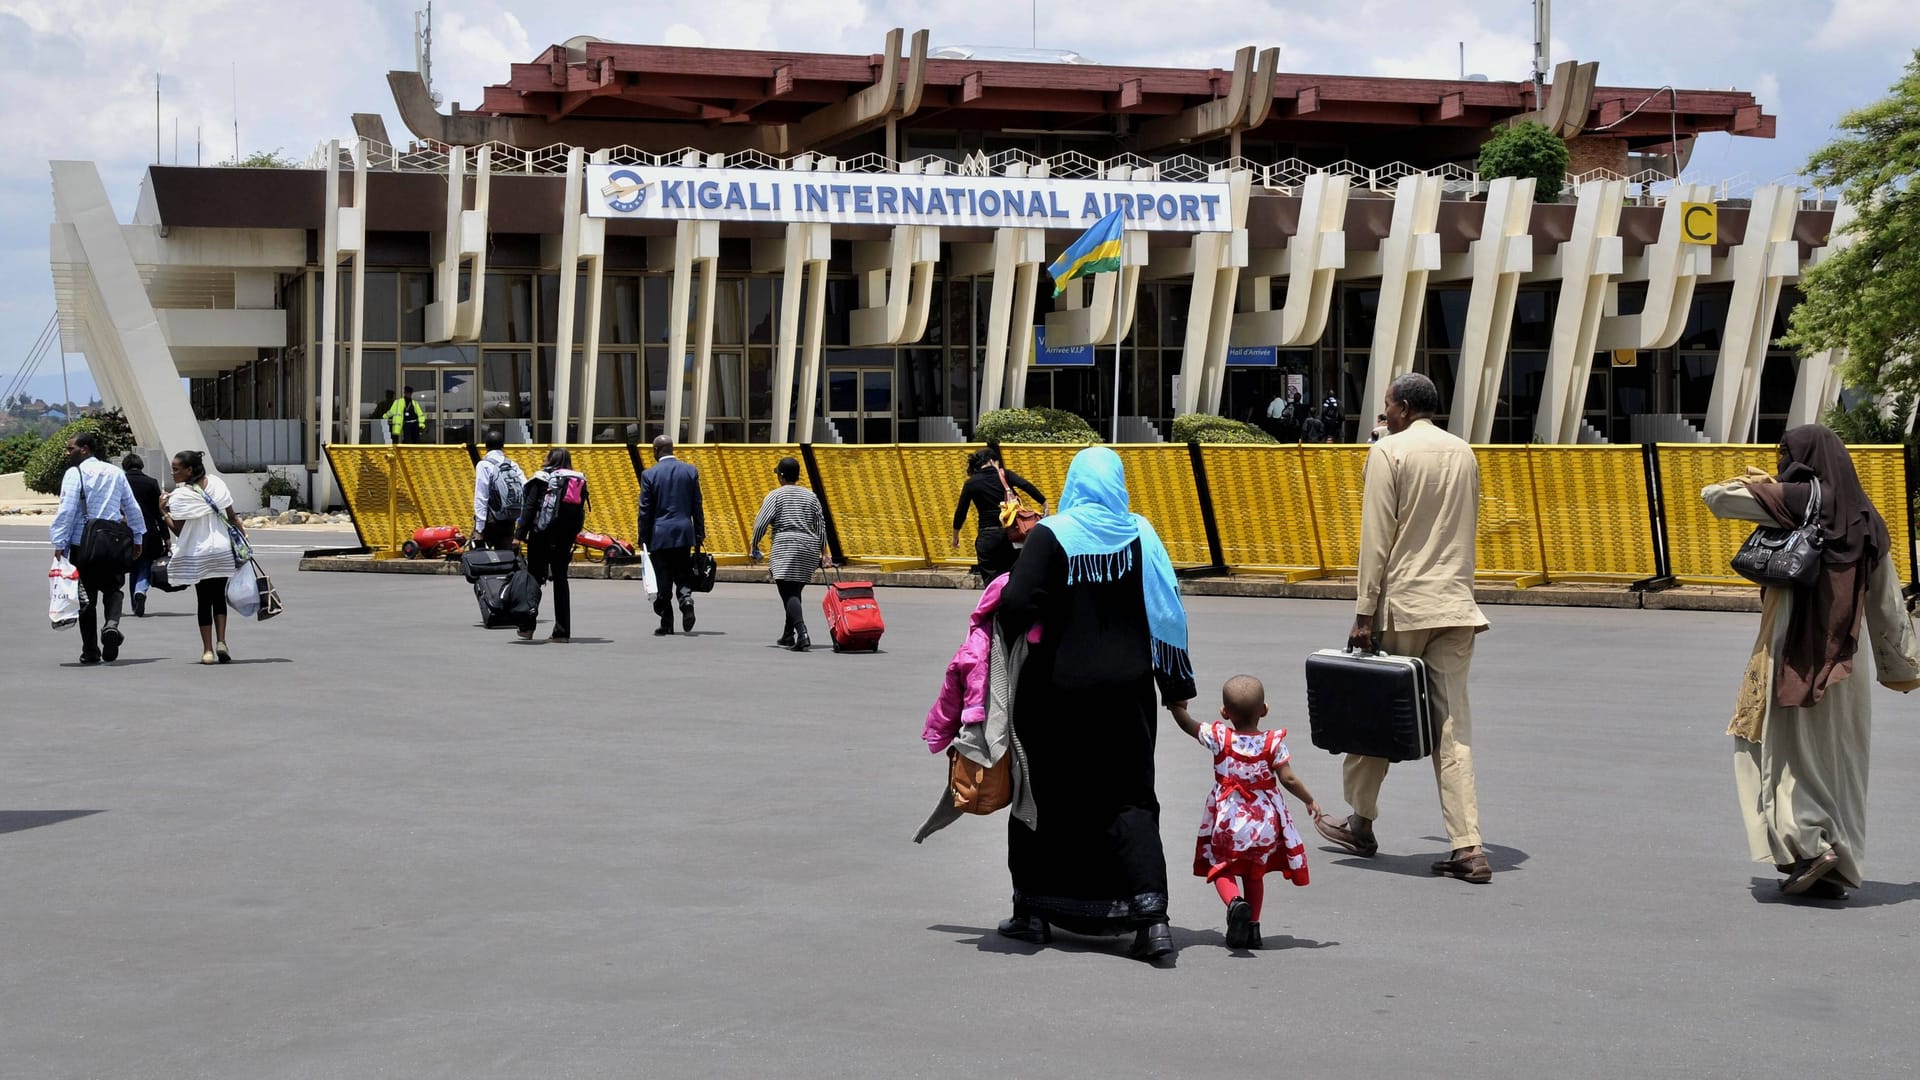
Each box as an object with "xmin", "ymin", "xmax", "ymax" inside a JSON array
[{"xmin": 1224, "ymin": 897, "xmax": 1252, "ymax": 949}]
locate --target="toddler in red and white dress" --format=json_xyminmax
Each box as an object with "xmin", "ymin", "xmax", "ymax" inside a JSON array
[{"xmin": 1170, "ymin": 675, "xmax": 1321, "ymax": 950}]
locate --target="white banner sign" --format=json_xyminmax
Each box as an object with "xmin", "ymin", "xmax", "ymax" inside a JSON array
[{"xmin": 585, "ymin": 165, "xmax": 1231, "ymax": 233}]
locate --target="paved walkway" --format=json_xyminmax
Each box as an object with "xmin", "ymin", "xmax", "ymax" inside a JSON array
[{"xmin": 2, "ymin": 524, "xmax": 1916, "ymax": 1078}]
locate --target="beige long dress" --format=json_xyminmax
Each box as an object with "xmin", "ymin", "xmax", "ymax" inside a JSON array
[{"xmin": 1703, "ymin": 481, "xmax": 1920, "ymax": 888}]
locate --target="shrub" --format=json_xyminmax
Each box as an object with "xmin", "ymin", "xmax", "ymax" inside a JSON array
[
  {"xmin": 975, "ymin": 407, "xmax": 1101, "ymax": 445},
  {"xmin": 1477, "ymin": 120, "xmax": 1570, "ymax": 203},
  {"xmin": 1171, "ymin": 413, "xmax": 1279, "ymax": 445},
  {"xmin": 0, "ymin": 432, "xmax": 40, "ymax": 475},
  {"xmin": 25, "ymin": 411, "xmax": 137, "ymax": 494}
]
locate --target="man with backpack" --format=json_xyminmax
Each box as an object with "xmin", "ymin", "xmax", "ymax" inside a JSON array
[
  {"xmin": 473, "ymin": 430, "xmax": 525, "ymax": 550},
  {"xmin": 515, "ymin": 447, "xmax": 589, "ymax": 641}
]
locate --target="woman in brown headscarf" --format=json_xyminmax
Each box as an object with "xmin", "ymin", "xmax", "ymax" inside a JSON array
[{"xmin": 1703, "ymin": 425, "xmax": 1920, "ymax": 900}]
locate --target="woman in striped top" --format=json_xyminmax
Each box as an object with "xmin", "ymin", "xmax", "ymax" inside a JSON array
[{"xmin": 750, "ymin": 456, "xmax": 829, "ymax": 651}]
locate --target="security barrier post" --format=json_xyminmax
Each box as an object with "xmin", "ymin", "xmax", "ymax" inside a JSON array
[
  {"xmin": 1182, "ymin": 441, "xmax": 1229, "ymax": 578},
  {"xmin": 465, "ymin": 439, "xmax": 479, "ymax": 466},
  {"xmin": 1630, "ymin": 442, "xmax": 1676, "ymax": 592},
  {"xmin": 1905, "ymin": 443, "xmax": 1919, "ymax": 603},
  {"xmin": 799, "ymin": 443, "xmax": 845, "ymax": 567}
]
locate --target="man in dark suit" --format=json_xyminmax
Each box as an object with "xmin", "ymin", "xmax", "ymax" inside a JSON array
[
  {"xmin": 122, "ymin": 453, "xmax": 165, "ymax": 617},
  {"xmin": 638, "ymin": 435, "xmax": 705, "ymax": 636}
]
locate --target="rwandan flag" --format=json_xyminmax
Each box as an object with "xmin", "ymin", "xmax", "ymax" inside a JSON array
[{"xmin": 1047, "ymin": 208, "xmax": 1125, "ymax": 296}]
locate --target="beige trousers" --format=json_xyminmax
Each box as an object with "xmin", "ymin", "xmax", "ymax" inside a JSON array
[{"xmin": 1342, "ymin": 625, "xmax": 1481, "ymax": 849}]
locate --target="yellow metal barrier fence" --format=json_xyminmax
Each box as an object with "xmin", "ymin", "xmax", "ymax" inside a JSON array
[
  {"xmin": 1529, "ymin": 446, "xmax": 1658, "ymax": 581},
  {"xmin": 327, "ymin": 443, "xmax": 1913, "ymax": 587}
]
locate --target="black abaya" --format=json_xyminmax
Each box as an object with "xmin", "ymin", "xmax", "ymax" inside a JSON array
[{"xmin": 996, "ymin": 526, "xmax": 1197, "ymax": 935}]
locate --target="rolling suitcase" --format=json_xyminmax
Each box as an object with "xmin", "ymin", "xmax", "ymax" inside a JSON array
[
  {"xmin": 821, "ymin": 574, "xmax": 884, "ymax": 653},
  {"xmin": 460, "ymin": 548, "xmax": 518, "ymax": 584},
  {"xmin": 474, "ymin": 561, "xmax": 539, "ymax": 629},
  {"xmin": 1304, "ymin": 647, "xmax": 1435, "ymax": 762}
]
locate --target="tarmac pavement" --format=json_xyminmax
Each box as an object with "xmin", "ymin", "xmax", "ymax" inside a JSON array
[{"xmin": 2, "ymin": 523, "xmax": 1918, "ymax": 1078}]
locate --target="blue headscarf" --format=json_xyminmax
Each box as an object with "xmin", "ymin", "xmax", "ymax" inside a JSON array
[{"xmin": 1036, "ymin": 446, "xmax": 1191, "ymax": 681}]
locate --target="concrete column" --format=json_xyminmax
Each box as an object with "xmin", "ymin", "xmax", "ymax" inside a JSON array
[
  {"xmin": 850, "ymin": 225, "xmax": 940, "ymax": 346},
  {"xmin": 576, "ymin": 149, "xmax": 610, "ymax": 442},
  {"xmin": 425, "ymin": 147, "xmax": 491, "ymax": 343},
  {"xmin": 1441, "ymin": 176, "xmax": 1535, "ymax": 442},
  {"xmin": 1788, "ymin": 200, "xmax": 1854, "ymax": 428},
  {"xmin": 1230, "ymin": 172, "xmax": 1349, "ymax": 349},
  {"xmin": 1531, "ymin": 180, "xmax": 1626, "ymax": 443},
  {"xmin": 956, "ymin": 227, "xmax": 1045, "ymax": 416},
  {"xmin": 549, "ymin": 148, "xmax": 585, "ymax": 443},
  {"xmin": 318, "ymin": 141, "xmax": 340, "ymax": 503},
  {"xmin": 654, "ymin": 220, "xmax": 719, "ymax": 442},
  {"xmin": 1705, "ymin": 184, "xmax": 1801, "ymax": 442},
  {"xmin": 342, "ymin": 142, "xmax": 369, "ymax": 445},
  {"xmin": 1598, "ymin": 183, "xmax": 1714, "ymax": 353},
  {"xmin": 754, "ymin": 223, "xmax": 831, "ymax": 443},
  {"xmin": 1356, "ymin": 174, "xmax": 1442, "ymax": 431}
]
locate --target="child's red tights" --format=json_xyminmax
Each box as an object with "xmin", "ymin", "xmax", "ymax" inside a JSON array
[{"xmin": 1213, "ymin": 875, "xmax": 1265, "ymax": 920}]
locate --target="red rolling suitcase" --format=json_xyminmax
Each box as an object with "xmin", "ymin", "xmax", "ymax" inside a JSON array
[{"xmin": 821, "ymin": 574, "xmax": 884, "ymax": 653}]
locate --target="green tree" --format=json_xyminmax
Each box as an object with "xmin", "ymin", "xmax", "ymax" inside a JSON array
[
  {"xmin": 221, "ymin": 148, "xmax": 298, "ymax": 168},
  {"xmin": 1477, "ymin": 120, "xmax": 1569, "ymax": 203},
  {"xmin": 1783, "ymin": 52, "xmax": 1920, "ymax": 424}
]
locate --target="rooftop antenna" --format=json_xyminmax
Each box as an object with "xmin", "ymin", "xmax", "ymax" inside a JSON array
[
  {"xmin": 154, "ymin": 73, "xmax": 161, "ymax": 163},
  {"xmin": 415, "ymin": 2, "xmax": 440, "ymax": 106},
  {"xmin": 231, "ymin": 62, "xmax": 240, "ymax": 163},
  {"xmin": 1531, "ymin": 0, "xmax": 1550, "ymax": 106},
  {"xmin": 1458, "ymin": 41, "xmax": 1464, "ymax": 80}
]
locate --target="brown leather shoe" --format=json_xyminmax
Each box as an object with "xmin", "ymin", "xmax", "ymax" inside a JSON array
[
  {"xmin": 1431, "ymin": 849, "xmax": 1492, "ymax": 884},
  {"xmin": 1781, "ymin": 849, "xmax": 1840, "ymax": 896},
  {"xmin": 1314, "ymin": 814, "xmax": 1378, "ymax": 857}
]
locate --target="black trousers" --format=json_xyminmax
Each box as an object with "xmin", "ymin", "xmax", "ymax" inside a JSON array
[
  {"xmin": 479, "ymin": 520, "xmax": 516, "ymax": 550},
  {"xmin": 74, "ymin": 559, "xmax": 125, "ymax": 658},
  {"xmin": 651, "ymin": 546, "xmax": 693, "ymax": 627},
  {"xmin": 526, "ymin": 540, "xmax": 571, "ymax": 635},
  {"xmin": 775, "ymin": 580, "xmax": 808, "ymax": 640},
  {"xmin": 195, "ymin": 578, "xmax": 228, "ymax": 628}
]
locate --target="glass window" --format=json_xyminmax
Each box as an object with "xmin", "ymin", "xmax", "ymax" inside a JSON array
[
  {"xmin": 360, "ymin": 349, "xmax": 397, "ymax": 436},
  {"xmin": 746, "ymin": 350, "xmax": 773, "ymax": 423},
  {"xmin": 1677, "ymin": 351, "xmax": 1716, "ymax": 414},
  {"xmin": 1134, "ymin": 286, "xmax": 1161, "ymax": 349},
  {"xmin": 595, "ymin": 351, "xmax": 640, "ymax": 427},
  {"xmin": 362, "ymin": 271, "xmax": 398, "ymax": 342},
  {"xmin": 823, "ymin": 278, "xmax": 857, "ymax": 347},
  {"xmin": 1424, "ymin": 351, "xmax": 1459, "ymax": 413},
  {"xmin": 710, "ymin": 352, "xmax": 745, "ymax": 420},
  {"xmin": 1511, "ymin": 290, "xmax": 1555, "ymax": 350},
  {"xmin": 1759, "ymin": 352, "xmax": 1798, "ymax": 414},
  {"xmin": 536, "ymin": 273, "xmax": 590, "ymax": 344},
  {"xmin": 1424, "ymin": 289, "xmax": 1470, "ymax": 351},
  {"xmin": 483, "ymin": 350, "xmax": 533, "ymax": 433},
  {"xmin": 644, "ymin": 276, "xmax": 671, "ymax": 343},
  {"xmin": 1771, "ymin": 286, "xmax": 1804, "ymax": 342},
  {"xmin": 1341, "ymin": 288, "xmax": 1379, "ymax": 350},
  {"xmin": 714, "ymin": 278, "xmax": 745, "ymax": 346},
  {"xmin": 482, "ymin": 274, "xmax": 533, "ymax": 342},
  {"xmin": 949, "ymin": 347, "xmax": 974, "ymax": 425},
  {"xmin": 1614, "ymin": 282, "xmax": 1648, "ymax": 319},
  {"xmin": 923, "ymin": 277, "xmax": 945, "ymax": 347},
  {"xmin": 400, "ymin": 272, "xmax": 431, "ymax": 342},
  {"xmin": 1163, "ymin": 285, "xmax": 1191, "ymax": 347},
  {"xmin": 748, "ymin": 279, "xmax": 777, "ymax": 345},
  {"xmin": 827, "ymin": 369, "xmax": 858, "ymax": 413},
  {"xmin": 602, "ymin": 276, "xmax": 640, "ymax": 344},
  {"xmin": 1678, "ymin": 290, "xmax": 1731, "ymax": 351},
  {"xmin": 1503, "ymin": 350, "xmax": 1549, "ymax": 443}
]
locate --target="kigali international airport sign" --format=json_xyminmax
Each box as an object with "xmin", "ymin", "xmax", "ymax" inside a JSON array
[{"xmin": 585, "ymin": 165, "xmax": 1231, "ymax": 233}]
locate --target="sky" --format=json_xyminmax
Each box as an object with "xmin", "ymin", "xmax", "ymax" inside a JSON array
[{"xmin": 2, "ymin": 0, "xmax": 1916, "ymax": 406}]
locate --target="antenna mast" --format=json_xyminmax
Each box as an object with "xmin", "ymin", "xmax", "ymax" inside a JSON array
[
  {"xmin": 415, "ymin": 2, "xmax": 438, "ymax": 105},
  {"xmin": 1531, "ymin": 0, "xmax": 1550, "ymax": 105}
]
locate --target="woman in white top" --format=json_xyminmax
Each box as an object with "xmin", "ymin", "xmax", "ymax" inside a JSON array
[{"xmin": 163, "ymin": 450, "xmax": 248, "ymax": 664}]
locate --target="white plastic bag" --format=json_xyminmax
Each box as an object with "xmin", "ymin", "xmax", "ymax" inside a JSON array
[
  {"xmin": 225, "ymin": 560, "xmax": 261, "ymax": 619},
  {"xmin": 49, "ymin": 556, "xmax": 80, "ymax": 631},
  {"xmin": 641, "ymin": 549, "xmax": 659, "ymax": 603}
]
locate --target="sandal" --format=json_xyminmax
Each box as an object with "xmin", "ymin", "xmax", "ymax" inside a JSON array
[{"xmin": 1431, "ymin": 850, "xmax": 1493, "ymax": 884}]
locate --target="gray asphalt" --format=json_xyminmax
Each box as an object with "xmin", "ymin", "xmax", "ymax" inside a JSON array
[{"xmin": 2, "ymin": 522, "xmax": 1918, "ymax": 1079}]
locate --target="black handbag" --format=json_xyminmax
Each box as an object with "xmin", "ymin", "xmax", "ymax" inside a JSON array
[
  {"xmin": 688, "ymin": 548, "xmax": 718, "ymax": 593},
  {"xmin": 74, "ymin": 468, "xmax": 139, "ymax": 573},
  {"xmin": 148, "ymin": 554, "xmax": 189, "ymax": 593},
  {"xmin": 1731, "ymin": 477, "xmax": 1823, "ymax": 588}
]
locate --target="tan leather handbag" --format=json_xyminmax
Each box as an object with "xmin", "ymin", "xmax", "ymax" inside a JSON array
[
  {"xmin": 994, "ymin": 464, "xmax": 1042, "ymax": 545},
  {"xmin": 949, "ymin": 748, "xmax": 1011, "ymax": 815}
]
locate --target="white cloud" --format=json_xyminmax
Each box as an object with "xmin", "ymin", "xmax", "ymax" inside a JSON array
[{"xmin": 1813, "ymin": 0, "xmax": 1920, "ymax": 50}]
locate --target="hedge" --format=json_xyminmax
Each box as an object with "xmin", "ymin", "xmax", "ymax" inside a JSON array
[
  {"xmin": 0, "ymin": 432, "xmax": 40, "ymax": 475},
  {"xmin": 975, "ymin": 407, "xmax": 1102, "ymax": 445},
  {"xmin": 1171, "ymin": 413, "xmax": 1279, "ymax": 444}
]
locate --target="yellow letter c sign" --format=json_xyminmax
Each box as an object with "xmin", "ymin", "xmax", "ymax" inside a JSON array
[{"xmin": 1681, "ymin": 202, "xmax": 1717, "ymax": 245}]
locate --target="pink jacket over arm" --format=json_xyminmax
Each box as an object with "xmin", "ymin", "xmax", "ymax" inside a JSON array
[{"xmin": 922, "ymin": 575, "xmax": 1038, "ymax": 753}]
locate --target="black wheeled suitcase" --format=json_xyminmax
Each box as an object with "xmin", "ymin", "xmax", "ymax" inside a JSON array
[
  {"xmin": 475, "ymin": 563, "xmax": 540, "ymax": 629},
  {"xmin": 460, "ymin": 548, "xmax": 517, "ymax": 584},
  {"xmin": 1304, "ymin": 647, "xmax": 1435, "ymax": 762}
]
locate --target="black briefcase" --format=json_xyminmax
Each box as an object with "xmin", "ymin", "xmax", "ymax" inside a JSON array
[
  {"xmin": 1304, "ymin": 647, "xmax": 1436, "ymax": 762},
  {"xmin": 687, "ymin": 549, "xmax": 717, "ymax": 593}
]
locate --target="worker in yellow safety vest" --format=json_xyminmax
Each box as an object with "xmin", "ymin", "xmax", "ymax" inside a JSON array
[{"xmin": 385, "ymin": 386, "xmax": 427, "ymax": 444}]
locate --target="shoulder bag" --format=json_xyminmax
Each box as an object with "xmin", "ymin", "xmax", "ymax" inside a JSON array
[
  {"xmin": 994, "ymin": 464, "xmax": 1042, "ymax": 545},
  {"xmin": 75, "ymin": 466, "xmax": 139, "ymax": 573},
  {"xmin": 1731, "ymin": 477, "xmax": 1823, "ymax": 588}
]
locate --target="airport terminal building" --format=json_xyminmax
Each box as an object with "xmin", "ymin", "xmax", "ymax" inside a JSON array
[{"xmin": 49, "ymin": 30, "xmax": 1822, "ymax": 506}]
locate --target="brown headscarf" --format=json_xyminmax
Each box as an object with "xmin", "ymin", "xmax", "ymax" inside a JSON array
[{"xmin": 1748, "ymin": 425, "xmax": 1891, "ymax": 707}]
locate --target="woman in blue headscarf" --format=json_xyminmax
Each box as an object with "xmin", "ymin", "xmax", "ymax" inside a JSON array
[{"xmin": 994, "ymin": 446, "xmax": 1195, "ymax": 961}]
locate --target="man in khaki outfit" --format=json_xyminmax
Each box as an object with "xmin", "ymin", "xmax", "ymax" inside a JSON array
[{"xmin": 1315, "ymin": 372, "xmax": 1492, "ymax": 883}]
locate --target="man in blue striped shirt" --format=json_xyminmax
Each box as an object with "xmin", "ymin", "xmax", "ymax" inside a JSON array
[{"xmin": 50, "ymin": 431, "xmax": 145, "ymax": 665}]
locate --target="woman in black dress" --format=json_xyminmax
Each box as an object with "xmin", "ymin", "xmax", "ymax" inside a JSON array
[
  {"xmin": 951, "ymin": 444, "xmax": 1046, "ymax": 582},
  {"xmin": 994, "ymin": 446, "xmax": 1195, "ymax": 961}
]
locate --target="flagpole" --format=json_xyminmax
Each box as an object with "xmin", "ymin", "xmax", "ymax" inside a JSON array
[{"xmin": 1110, "ymin": 333, "xmax": 1122, "ymax": 443}]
